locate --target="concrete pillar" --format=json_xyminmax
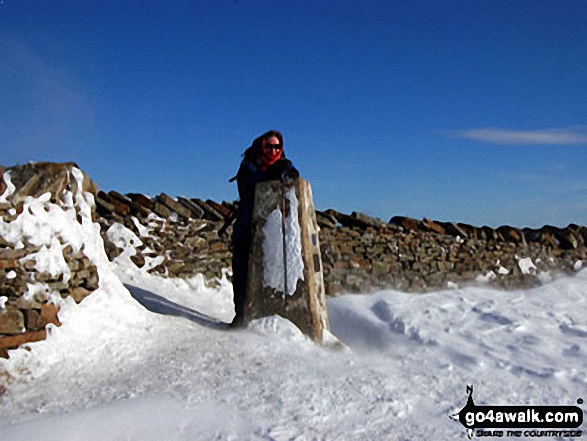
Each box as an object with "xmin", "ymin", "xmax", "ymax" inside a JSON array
[{"xmin": 244, "ymin": 178, "xmax": 330, "ymax": 342}]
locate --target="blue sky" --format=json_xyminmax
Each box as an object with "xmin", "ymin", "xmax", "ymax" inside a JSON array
[{"xmin": 1, "ymin": 0, "xmax": 586, "ymax": 228}]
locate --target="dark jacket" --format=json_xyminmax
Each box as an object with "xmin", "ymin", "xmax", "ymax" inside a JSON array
[{"xmin": 231, "ymin": 145, "xmax": 299, "ymax": 245}]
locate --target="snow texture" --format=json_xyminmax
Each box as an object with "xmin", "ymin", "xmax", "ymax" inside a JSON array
[
  {"xmin": 262, "ymin": 186, "xmax": 304, "ymax": 296},
  {"xmin": 0, "ymin": 171, "xmax": 15, "ymax": 203},
  {"xmin": 476, "ymin": 270, "xmax": 497, "ymax": 283},
  {"xmin": 248, "ymin": 315, "xmax": 309, "ymax": 343},
  {"xmin": 0, "ymin": 169, "xmax": 101, "ymax": 292},
  {"xmin": 22, "ymin": 239, "xmax": 72, "ymax": 284},
  {"xmin": 0, "ymin": 176, "xmax": 586, "ymax": 440},
  {"xmin": 107, "ymin": 222, "xmax": 142, "ymax": 258},
  {"xmin": 496, "ymin": 259, "xmax": 510, "ymax": 275},
  {"xmin": 517, "ymin": 256, "xmax": 537, "ymax": 274},
  {"xmin": 131, "ymin": 216, "xmax": 155, "ymax": 239},
  {"xmin": 106, "ymin": 222, "xmax": 167, "ymax": 272}
]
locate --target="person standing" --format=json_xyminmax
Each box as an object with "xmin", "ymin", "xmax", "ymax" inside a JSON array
[{"xmin": 229, "ymin": 130, "xmax": 299, "ymax": 328}]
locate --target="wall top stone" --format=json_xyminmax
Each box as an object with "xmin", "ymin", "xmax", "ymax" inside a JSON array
[{"xmin": 1, "ymin": 162, "xmax": 97, "ymax": 208}]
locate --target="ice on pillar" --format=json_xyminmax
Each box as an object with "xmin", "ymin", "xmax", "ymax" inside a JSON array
[
  {"xmin": 262, "ymin": 186, "xmax": 304, "ymax": 296},
  {"xmin": 244, "ymin": 178, "xmax": 330, "ymax": 342}
]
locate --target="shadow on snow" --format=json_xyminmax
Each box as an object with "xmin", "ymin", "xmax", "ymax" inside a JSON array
[{"xmin": 124, "ymin": 283, "xmax": 230, "ymax": 331}]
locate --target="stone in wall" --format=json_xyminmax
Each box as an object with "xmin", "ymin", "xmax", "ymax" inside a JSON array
[
  {"xmin": 497, "ymin": 225, "xmax": 525, "ymax": 245},
  {"xmin": 127, "ymin": 193, "xmax": 155, "ymax": 211},
  {"xmin": 95, "ymin": 189, "xmax": 242, "ymax": 283},
  {"xmin": 176, "ymin": 197, "xmax": 205, "ymax": 219},
  {"xmin": 389, "ymin": 216, "xmax": 421, "ymax": 231},
  {"xmin": 422, "ymin": 218, "xmax": 446, "ymax": 235},
  {"xmin": 326, "ymin": 209, "xmax": 384, "ymax": 230},
  {"xmin": 437, "ymin": 221, "xmax": 470, "ymax": 239},
  {"xmin": 316, "ymin": 210, "xmax": 338, "ymax": 229},
  {"xmin": 157, "ymin": 193, "xmax": 192, "ymax": 220},
  {"xmin": 109, "ymin": 191, "xmax": 152, "ymax": 218},
  {"xmin": 97, "ymin": 191, "xmax": 129, "ymax": 219},
  {"xmin": 206, "ymin": 199, "xmax": 233, "ymax": 219},
  {"xmin": 100, "ymin": 208, "xmax": 232, "ymax": 283},
  {"xmin": 192, "ymin": 199, "xmax": 225, "ymax": 222}
]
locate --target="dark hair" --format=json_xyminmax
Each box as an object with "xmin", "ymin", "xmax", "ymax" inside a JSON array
[
  {"xmin": 261, "ymin": 130, "xmax": 283, "ymax": 146},
  {"xmin": 259, "ymin": 130, "xmax": 283, "ymax": 148},
  {"xmin": 244, "ymin": 130, "xmax": 285, "ymax": 160}
]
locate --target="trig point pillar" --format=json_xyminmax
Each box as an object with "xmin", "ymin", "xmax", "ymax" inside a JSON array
[{"xmin": 243, "ymin": 178, "xmax": 330, "ymax": 342}]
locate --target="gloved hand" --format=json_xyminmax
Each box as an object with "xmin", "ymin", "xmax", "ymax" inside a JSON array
[
  {"xmin": 269, "ymin": 160, "xmax": 299, "ymax": 183},
  {"xmin": 281, "ymin": 169, "xmax": 297, "ymax": 183},
  {"xmin": 281, "ymin": 165, "xmax": 299, "ymax": 183}
]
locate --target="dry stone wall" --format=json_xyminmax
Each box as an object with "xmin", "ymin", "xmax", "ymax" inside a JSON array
[
  {"xmin": 94, "ymin": 188, "xmax": 586, "ymax": 295},
  {"xmin": 0, "ymin": 163, "xmax": 99, "ymax": 359},
  {"xmin": 319, "ymin": 215, "xmax": 586, "ymax": 294},
  {"xmin": 96, "ymin": 191, "xmax": 234, "ymax": 282}
]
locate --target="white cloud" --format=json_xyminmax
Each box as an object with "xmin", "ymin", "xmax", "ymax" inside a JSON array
[{"xmin": 453, "ymin": 127, "xmax": 587, "ymax": 145}]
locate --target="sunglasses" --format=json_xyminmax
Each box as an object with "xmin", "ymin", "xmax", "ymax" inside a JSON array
[{"xmin": 264, "ymin": 143, "xmax": 282, "ymax": 150}]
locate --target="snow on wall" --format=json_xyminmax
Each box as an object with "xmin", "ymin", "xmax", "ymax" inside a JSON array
[
  {"xmin": 0, "ymin": 166, "xmax": 149, "ymax": 375},
  {"xmin": 0, "ymin": 173, "xmax": 91, "ymax": 279},
  {"xmin": 0, "ymin": 171, "xmax": 15, "ymax": 203},
  {"xmin": 106, "ymin": 221, "xmax": 166, "ymax": 273},
  {"xmin": 262, "ymin": 187, "xmax": 304, "ymax": 296},
  {"xmin": 21, "ymin": 239, "xmax": 72, "ymax": 284},
  {"xmin": 517, "ymin": 255, "xmax": 537, "ymax": 274},
  {"xmin": 0, "ymin": 167, "xmax": 101, "ymax": 294}
]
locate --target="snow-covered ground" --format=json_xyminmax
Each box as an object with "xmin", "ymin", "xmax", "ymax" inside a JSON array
[
  {"xmin": 1, "ymin": 256, "xmax": 586, "ymax": 440},
  {"xmin": 0, "ymin": 179, "xmax": 585, "ymax": 440}
]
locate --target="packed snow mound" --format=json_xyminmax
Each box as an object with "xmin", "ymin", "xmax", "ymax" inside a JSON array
[{"xmin": 248, "ymin": 315, "xmax": 309, "ymax": 343}]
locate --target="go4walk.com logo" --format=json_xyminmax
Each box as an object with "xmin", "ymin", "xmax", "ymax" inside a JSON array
[{"xmin": 450, "ymin": 386, "xmax": 583, "ymax": 438}]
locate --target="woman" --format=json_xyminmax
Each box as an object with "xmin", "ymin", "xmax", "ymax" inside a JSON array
[{"xmin": 230, "ymin": 130, "xmax": 299, "ymax": 327}]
